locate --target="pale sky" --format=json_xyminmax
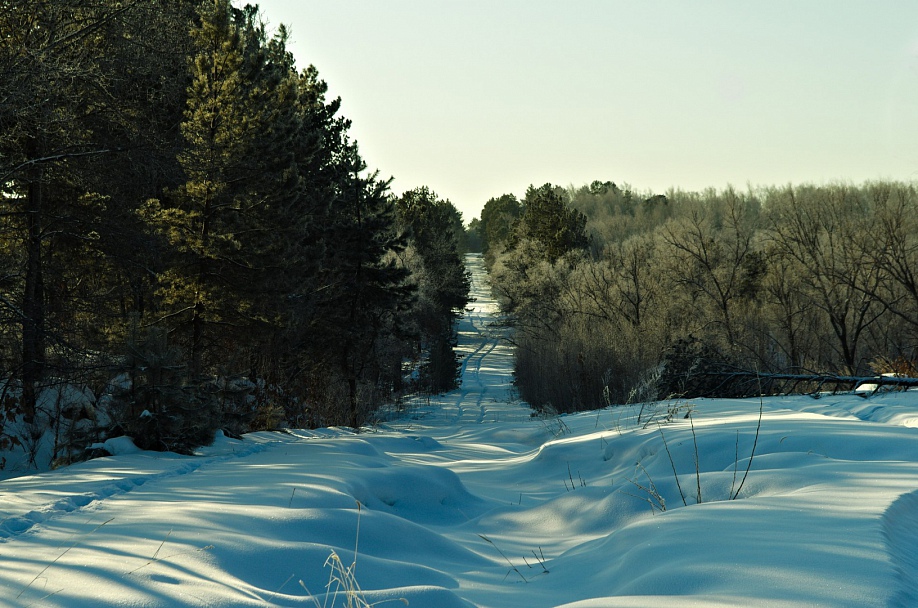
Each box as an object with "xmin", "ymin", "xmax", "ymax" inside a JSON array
[{"xmin": 249, "ymin": 0, "xmax": 918, "ymax": 222}]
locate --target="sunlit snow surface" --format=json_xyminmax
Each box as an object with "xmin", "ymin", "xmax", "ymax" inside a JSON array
[{"xmin": 2, "ymin": 253, "xmax": 918, "ymax": 607}]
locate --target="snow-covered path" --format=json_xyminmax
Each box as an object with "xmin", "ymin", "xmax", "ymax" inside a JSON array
[
  {"xmin": 380, "ymin": 254, "xmax": 525, "ymax": 430},
  {"xmin": 2, "ymin": 254, "xmax": 918, "ymax": 607}
]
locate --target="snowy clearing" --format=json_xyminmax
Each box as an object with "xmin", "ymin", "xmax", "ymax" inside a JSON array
[{"xmin": 2, "ymin": 254, "xmax": 918, "ymax": 607}]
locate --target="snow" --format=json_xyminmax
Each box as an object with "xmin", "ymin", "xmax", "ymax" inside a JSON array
[
  {"xmin": 2, "ymin": 253, "xmax": 918, "ymax": 606},
  {"xmin": 89, "ymin": 436, "xmax": 142, "ymax": 456}
]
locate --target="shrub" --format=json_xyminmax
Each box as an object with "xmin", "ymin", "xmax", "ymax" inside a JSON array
[
  {"xmin": 108, "ymin": 327, "xmax": 219, "ymax": 454},
  {"xmin": 655, "ymin": 336, "xmax": 742, "ymax": 399}
]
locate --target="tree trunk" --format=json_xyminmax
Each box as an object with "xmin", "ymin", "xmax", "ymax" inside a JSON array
[
  {"xmin": 348, "ymin": 375, "xmax": 359, "ymax": 431},
  {"xmin": 22, "ymin": 179, "xmax": 45, "ymax": 421},
  {"xmin": 191, "ymin": 300, "xmax": 203, "ymax": 377}
]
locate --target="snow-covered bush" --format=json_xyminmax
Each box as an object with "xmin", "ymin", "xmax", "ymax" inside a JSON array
[{"xmin": 0, "ymin": 379, "xmax": 107, "ymax": 476}]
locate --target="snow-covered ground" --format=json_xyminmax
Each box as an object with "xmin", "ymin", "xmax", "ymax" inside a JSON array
[{"xmin": 3, "ymin": 253, "xmax": 918, "ymax": 607}]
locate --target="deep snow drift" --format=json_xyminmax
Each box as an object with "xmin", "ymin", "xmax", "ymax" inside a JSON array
[{"xmin": 2, "ymin": 253, "xmax": 918, "ymax": 607}]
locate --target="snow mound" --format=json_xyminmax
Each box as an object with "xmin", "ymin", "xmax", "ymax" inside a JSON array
[
  {"xmin": 884, "ymin": 489, "xmax": 918, "ymax": 606},
  {"xmin": 90, "ymin": 435, "xmax": 141, "ymax": 456},
  {"xmin": 348, "ymin": 464, "xmax": 488, "ymax": 525}
]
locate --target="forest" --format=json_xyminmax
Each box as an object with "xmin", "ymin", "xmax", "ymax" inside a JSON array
[
  {"xmin": 5, "ymin": 0, "xmax": 918, "ymax": 472},
  {"xmin": 0, "ymin": 0, "xmax": 470, "ymax": 461},
  {"xmin": 475, "ymin": 180, "xmax": 918, "ymax": 414}
]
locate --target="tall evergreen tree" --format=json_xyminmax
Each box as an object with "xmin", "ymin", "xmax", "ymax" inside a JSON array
[
  {"xmin": 324, "ymin": 149, "xmax": 414, "ymax": 427},
  {"xmin": 140, "ymin": 0, "xmax": 301, "ymax": 376},
  {"xmin": 515, "ymin": 184, "xmax": 589, "ymax": 263},
  {"xmin": 395, "ymin": 187, "xmax": 471, "ymax": 392},
  {"xmin": 0, "ymin": 0, "xmax": 163, "ymax": 418},
  {"xmin": 479, "ymin": 193, "xmax": 522, "ymax": 260}
]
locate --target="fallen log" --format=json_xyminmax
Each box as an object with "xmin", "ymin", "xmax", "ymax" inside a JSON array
[{"xmin": 693, "ymin": 370, "xmax": 918, "ymax": 398}]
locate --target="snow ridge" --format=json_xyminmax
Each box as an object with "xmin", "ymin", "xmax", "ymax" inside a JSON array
[
  {"xmin": 883, "ymin": 489, "xmax": 918, "ymax": 606},
  {"xmin": 0, "ymin": 437, "xmax": 269, "ymax": 542}
]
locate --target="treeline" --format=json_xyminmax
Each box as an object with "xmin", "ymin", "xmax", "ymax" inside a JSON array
[
  {"xmin": 481, "ymin": 180, "xmax": 918, "ymax": 412},
  {"xmin": 0, "ymin": 0, "xmax": 469, "ymax": 457}
]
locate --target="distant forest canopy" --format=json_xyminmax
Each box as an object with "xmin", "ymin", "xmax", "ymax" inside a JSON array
[
  {"xmin": 0, "ymin": 0, "xmax": 470, "ymax": 456},
  {"xmin": 471, "ymin": 179, "xmax": 918, "ymax": 414}
]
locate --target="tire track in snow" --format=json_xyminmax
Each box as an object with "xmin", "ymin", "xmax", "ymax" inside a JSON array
[
  {"xmin": 472, "ymin": 338, "xmax": 499, "ymax": 424},
  {"xmin": 451, "ymin": 299, "xmax": 492, "ymax": 424},
  {"xmin": 457, "ymin": 339, "xmax": 494, "ymax": 392},
  {"xmin": 453, "ymin": 325, "xmax": 499, "ymax": 425},
  {"xmin": 0, "ymin": 439, "xmax": 270, "ymax": 542},
  {"xmin": 452, "ymin": 254, "xmax": 515, "ymax": 425}
]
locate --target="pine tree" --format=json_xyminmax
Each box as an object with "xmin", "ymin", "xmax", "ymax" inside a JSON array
[
  {"xmin": 395, "ymin": 187, "xmax": 471, "ymax": 392},
  {"xmin": 312, "ymin": 146, "xmax": 414, "ymax": 428},
  {"xmin": 516, "ymin": 184, "xmax": 589, "ymax": 263},
  {"xmin": 140, "ymin": 0, "xmax": 301, "ymax": 377},
  {"xmin": 0, "ymin": 1, "xmax": 157, "ymax": 418},
  {"xmin": 478, "ymin": 193, "xmax": 522, "ymax": 261}
]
